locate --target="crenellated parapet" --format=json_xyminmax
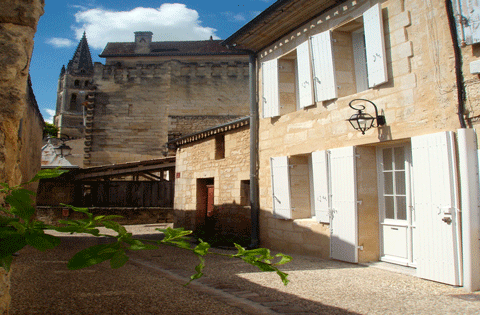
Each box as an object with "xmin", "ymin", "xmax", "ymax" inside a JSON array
[{"xmin": 95, "ymin": 60, "xmax": 249, "ymax": 84}]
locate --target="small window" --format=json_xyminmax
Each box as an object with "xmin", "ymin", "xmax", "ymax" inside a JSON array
[
  {"xmin": 215, "ymin": 134, "xmax": 225, "ymax": 160},
  {"xmin": 277, "ymin": 51, "xmax": 298, "ymax": 115},
  {"xmin": 261, "ymin": 42, "xmax": 314, "ymax": 118},
  {"xmin": 69, "ymin": 93, "xmax": 77, "ymax": 110},
  {"xmin": 240, "ymin": 180, "xmax": 250, "ymax": 206},
  {"xmin": 74, "ymin": 80, "xmax": 80, "ymax": 87},
  {"xmin": 84, "ymin": 81, "xmax": 89, "ymax": 87},
  {"xmin": 310, "ymin": 3, "xmax": 387, "ymax": 101},
  {"xmin": 331, "ymin": 17, "xmax": 368, "ymax": 97},
  {"xmin": 270, "ymin": 154, "xmax": 312, "ymax": 220}
]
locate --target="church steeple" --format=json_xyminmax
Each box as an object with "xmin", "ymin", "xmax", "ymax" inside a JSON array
[{"xmin": 67, "ymin": 32, "xmax": 93, "ymax": 76}]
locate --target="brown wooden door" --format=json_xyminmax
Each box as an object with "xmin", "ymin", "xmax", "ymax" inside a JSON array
[{"xmin": 206, "ymin": 185, "xmax": 214, "ymax": 217}]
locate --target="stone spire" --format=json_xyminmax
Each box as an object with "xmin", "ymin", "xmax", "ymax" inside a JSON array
[
  {"xmin": 59, "ymin": 65, "xmax": 65, "ymax": 77},
  {"xmin": 66, "ymin": 32, "xmax": 93, "ymax": 76}
]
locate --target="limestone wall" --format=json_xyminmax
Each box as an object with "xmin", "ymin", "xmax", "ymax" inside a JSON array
[
  {"xmin": 20, "ymin": 80, "xmax": 45, "ymax": 192},
  {"xmin": 87, "ymin": 56, "xmax": 249, "ymax": 166},
  {"xmin": 0, "ymin": 0, "xmax": 45, "ymax": 313},
  {"xmin": 173, "ymin": 125, "xmax": 250, "ymax": 239},
  {"xmin": 0, "ymin": 0, "xmax": 44, "ymax": 186},
  {"xmin": 255, "ymin": 0, "xmax": 469, "ymax": 259}
]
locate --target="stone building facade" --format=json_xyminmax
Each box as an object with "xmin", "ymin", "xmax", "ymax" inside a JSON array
[
  {"xmin": 0, "ymin": 0, "xmax": 45, "ymax": 313},
  {"xmin": 221, "ymin": 0, "xmax": 480, "ymax": 290},
  {"xmin": 171, "ymin": 117, "xmax": 251, "ymax": 244},
  {"xmin": 81, "ymin": 32, "xmax": 250, "ymax": 166}
]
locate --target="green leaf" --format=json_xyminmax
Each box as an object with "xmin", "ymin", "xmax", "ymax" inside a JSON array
[
  {"xmin": 0, "ymin": 235, "xmax": 27, "ymax": 259},
  {"xmin": 193, "ymin": 241, "xmax": 210, "ymax": 256},
  {"xmin": 8, "ymin": 221, "xmax": 26, "ymax": 234},
  {"xmin": 0, "ymin": 256, "xmax": 13, "ymax": 272},
  {"xmin": 158, "ymin": 227, "xmax": 192, "ymax": 240},
  {"xmin": 25, "ymin": 232, "xmax": 61, "ymax": 251},
  {"xmin": 0, "ymin": 216, "xmax": 19, "ymax": 226},
  {"xmin": 277, "ymin": 270, "xmax": 290, "ymax": 286},
  {"xmin": 0, "ymin": 228, "xmax": 22, "ymax": 238},
  {"xmin": 67, "ymin": 244, "xmax": 116, "ymax": 270},
  {"xmin": 0, "ymin": 206, "xmax": 12, "ymax": 214},
  {"xmin": 274, "ymin": 253, "xmax": 292, "ymax": 265},
  {"xmin": 102, "ymin": 221, "xmax": 127, "ymax": 236},
  {"xmin": 234, "ymin": 243, "xmax": 246, "ymax": 255},
  {"xmin": 162, "ymin": 239, "xmax": 191, "ymax": 250},
  {"xmin": 248, "ymin": 260, "xmax": 276, "ymax": 272},
  {"xmin": 53, "ymin": 226, "xmax": 100, "ymax": 236},
  {"xmin": 61, "ymin": 204, "xmax": 93, "ymax": 219},
  {"xmin": 124, "ymin": 239, "xmax": 158, "ymax": 251},
  {"xmin": 94, "ymin": 215, "xmax": 123, "ymax": 221},
  {"xmin": 27, "ymin": 168, "xmax": 68, "ymax": 183},
  {"xmin": 5, "ymin": 189, "xmax": 36, "ymax": 220},
  {"xmin": 110, "ymin": 250, "xmax": 129, "ymax": 269},
  {"xmin": 187, "ymin": 256, "xmax": 205, "ymax": 285}
]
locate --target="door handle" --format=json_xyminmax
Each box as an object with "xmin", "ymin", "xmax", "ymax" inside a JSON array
[{"xmin": 442, "ymin": 217, "xmax": 452, "ymax": 224}]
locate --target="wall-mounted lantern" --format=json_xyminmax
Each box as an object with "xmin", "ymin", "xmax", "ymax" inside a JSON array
[
  {"xmin": 346, "ymin": 99, "xmax": 386, "ymax": 135},
  {"xmin": 54, "ymin": 139, "xmax": 72, "ymax": 158}
]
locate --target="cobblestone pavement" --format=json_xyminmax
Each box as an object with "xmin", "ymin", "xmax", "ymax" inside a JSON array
[{"xmin": 9, "ymin": 225, "xmax": 480, "ymax": 314}]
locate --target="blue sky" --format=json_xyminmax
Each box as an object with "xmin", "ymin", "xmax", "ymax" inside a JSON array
[{"xmin": 31, "ymin": 0, "xmax": 274, "ymax": 123}]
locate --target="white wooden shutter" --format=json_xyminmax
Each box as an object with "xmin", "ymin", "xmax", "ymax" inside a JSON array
[
  {"xmin": 411, "ymin": 131, "xmax": 462, "ymax": 286},
  {"xmin": 270, "ymin": 156, "xmax": 292, "ymax": 219},
  {"xmin": 311, "ymin": 151, "xmax": 330, "ymax": 223},
  {"xmin": 310, "ymin": 31, "xmax": 337, "ymax": 102},
  {"xmin": 297, "ymin": 41, "xmax": 314, "ymax": 108},
  {"xmin": 458, "ymin": 0, "xmax": 480, "ymax": 45},
  {"xmin": 329, "ymin": 146, "xmax": 358, "ymax": 263},
  {"xmin": 262, "ymin": 59, "xmax": 279, "ymax": 118},
  {"xmin": 352, "ymin": 31, "xmax": 368, "ymax": 92},
  {"xmin": 364, "ymin": 3, "xmax": 388, "ymax": 88}
]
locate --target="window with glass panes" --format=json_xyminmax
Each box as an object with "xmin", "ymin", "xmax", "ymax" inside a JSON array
[{"xmin": 381, "ymin": 147, "xmax": 406, "ymax": 220}]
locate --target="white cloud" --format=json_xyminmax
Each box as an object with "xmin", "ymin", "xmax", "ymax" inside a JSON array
[
  {"xmin": 222, "ymin": 12, "xmax": 246, "ymax": 22},
  {"xmin": 44, "ymin": 109, "xmax": 56, "ymax": 124},
  {"xmin": 250, "ymin": 11, "xmax": 262, "ymax": 18},
  {"xmin": 72, "ymin": 4, "xmax": 219, "ymax": 50},
  {"xmin": 46, "ymin": 38, "xmax": 76, "ymax": 48}
]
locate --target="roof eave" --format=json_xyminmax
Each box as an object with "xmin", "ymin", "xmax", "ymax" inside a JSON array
[
  {"xmin": 221, "ymin": 0, "xmax": 294, "ymax": 51},
  {"xmin": 98, "ymin": 51, "xmax": 249, "ymax": 58},
  {"xmin": 169, "ymin": 116, "xmax": 250, "ymax": 147},
  {"xmin": 222, "ymin": 0, "xmax": 345, "ymax": 53}
]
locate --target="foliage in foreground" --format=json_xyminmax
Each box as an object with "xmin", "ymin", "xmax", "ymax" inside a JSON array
[
  {"xmin": 0, "ymin": 169, "xmax": 291, "ymax": 285},
  {"xmin": 43, "ymin": 122, "xmax": 58, "ymax": 138}
]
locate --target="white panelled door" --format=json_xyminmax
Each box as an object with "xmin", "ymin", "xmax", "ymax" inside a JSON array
[
  {"xmin": 329, "ymin": 146, "xmax": 358, "ymax": 263},
  {"xmin": 377, "ymin": 145, "xmax": 415, "ymax": 266},
  {"xmin": 311, "ymin": 150, "xmax": 330, "ymax": 223},
  {"xmin": 270, "ymin": 156, "xmax": 292, "ymax": 219},
  {"xmin": 411, "ymin": 132, "xmax": 462, "ymax": 286}
]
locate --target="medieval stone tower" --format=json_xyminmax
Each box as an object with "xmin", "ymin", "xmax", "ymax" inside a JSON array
[{"xmin": 54, "ymin": 32, "xmax": 94, "ymax": 138}]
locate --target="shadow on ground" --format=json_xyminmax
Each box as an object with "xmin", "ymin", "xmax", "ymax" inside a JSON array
[{"xmin": 10, "ymin": 234, "xmax": 359, "ymax": 315}]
